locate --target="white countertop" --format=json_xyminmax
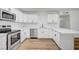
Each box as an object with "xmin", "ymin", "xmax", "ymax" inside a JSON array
[{"xmin": 52, "ymin": 27, "xmax": 79, "ymax": 34}]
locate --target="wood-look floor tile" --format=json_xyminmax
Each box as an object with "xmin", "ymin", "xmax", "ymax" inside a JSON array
[{"xmin": 17, "ymin": 39, "xmax": 59, "ymax": 50}]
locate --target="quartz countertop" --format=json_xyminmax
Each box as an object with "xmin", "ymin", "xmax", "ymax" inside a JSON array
[{"xmin": 52, "ymin": 27, "xmax": 79, "ymax": 34}]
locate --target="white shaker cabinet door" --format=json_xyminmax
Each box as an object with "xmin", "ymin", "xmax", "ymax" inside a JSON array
[
  {"xmin": 0, "ymin": 34, "xmax": 7, "ymax": 50},
  {"xmin": 48, "ymin": 14, "xmax": 60, "ymax": 28},
  {"xmin": 55, "ymin": 31, "xmax": 60, "ymax": 47},
  {"xmin": 48, "ymin": 14, "xmax": 59, "ymax": 23},
  {"xmin": 24, "ymin": 14, "xmax": 37, "ymax": 23}
]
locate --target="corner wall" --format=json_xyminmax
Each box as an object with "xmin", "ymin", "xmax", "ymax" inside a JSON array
[{"xmin": 70, "ymin": 11, "xmax": 79, "ymax": 31}]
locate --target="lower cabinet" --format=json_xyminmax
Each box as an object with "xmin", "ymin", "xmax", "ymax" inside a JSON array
[
  {"xmin": 0, "ymin": 34, "xmax": 7, "ymax": 50},
  {"xmin": 21, "ymin": 30, "xmax": 29, "ymax": 42},
  {"xmin": 53, "ymin": 31, "xmax": 74, "ymax": 50},
  {"xmin": 38, "ymin": 29, "xmax": 52, "ymax": 38},
  {"xmin": 53, "ymin": 31, "xmax": 60, "ymax": 48}
]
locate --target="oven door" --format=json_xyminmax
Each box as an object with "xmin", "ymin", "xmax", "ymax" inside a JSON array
[{"xmin": 7, "ymin": 32, "xmax": 21, "ymax": 50}]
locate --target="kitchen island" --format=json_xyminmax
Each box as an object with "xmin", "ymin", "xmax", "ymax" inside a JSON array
[{"xmin": 52, "ymin": 28, "xmax": 79, "ymax": 50}]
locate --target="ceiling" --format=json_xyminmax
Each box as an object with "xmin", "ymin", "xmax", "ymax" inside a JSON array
[{"xmin": 16, "ymin": 8, "xmax": 79, "ymax": 13}]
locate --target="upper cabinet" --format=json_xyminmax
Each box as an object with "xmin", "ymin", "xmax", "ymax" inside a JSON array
[
  {"xmin": 48, "ymin": 14, "xmax": 60, "ymax": 28},
  {"xmin": 24, "ymin": 14, "xmax": 37, "ymax": 23},
  {"xmin": 48, "ymin": 14, "xmax": 59, "ymax": 23},
  {"xmin": 11, "ymin": 8, "xmax": 38, "ymax": 24}
]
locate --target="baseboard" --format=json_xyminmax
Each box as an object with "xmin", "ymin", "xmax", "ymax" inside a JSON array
[{"xmin": 30, "ymin": 37, "xmax": 38, "ymax": 39}]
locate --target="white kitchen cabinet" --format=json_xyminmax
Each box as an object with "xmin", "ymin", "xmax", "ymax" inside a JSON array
[
  {"xmin": 21, "ymin": 30, "xmax": 27, "ymax": 42},
  {"xmin": 38, "ymin": 28, "xmax": 52, "ymax": 38},
  {"xmin": 48, "ymin": 14, "xmax": 60, "ymax": 28},
  {"xmin": 21, "ymin": 29, "xmax": 30, "ymax": 42},
  {"xmin": 2, "ymin": 8, "xmax": 38, "ymax": 23},
  {"xmin": 11, "ymin": 9, "xmax": 38, "ymax": 23},
  {"xmin": 48, "ymin": 14, "xmax": 59, "ymax": 23},
  {"xmin": 47, "ymin": 29, "xmax": 53, "ymax": 38},
  {"xmin": 52, "ymin": 28, "xmax": 77, "ymax": 50},
  {"xmin": 52, "ymin": 30, "xmax": 60, "ymax": 47},
  {"xmin": 24, "ymin": 14, "xmax": 38, "ymax": 23},
  {"xmin": 52, "ymin": 31, "xmax": 74, "ymax": 50},
  {"xmin": 21, "ymin": 30, "xmax": 26, "ymax": 42},
  {"xmin": 0, "ymin": 34, "xmax": 7, "ymax": 50},
  {"xmin": 38, "ymin": 29, "xmax": 45, "ymax": 38}
]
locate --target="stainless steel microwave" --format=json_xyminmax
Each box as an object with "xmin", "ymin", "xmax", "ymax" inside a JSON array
[{"xmin": 0, "ymin": 9, "xmax": 16, "ymax": 21}]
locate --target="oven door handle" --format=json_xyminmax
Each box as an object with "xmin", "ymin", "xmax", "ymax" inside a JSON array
[{"xmin": 11, "ymin": 37, "xmax": 17, "ymax": 39}]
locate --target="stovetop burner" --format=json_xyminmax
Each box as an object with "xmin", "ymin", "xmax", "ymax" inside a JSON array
[{"xmin": 0, "ymin": 28, "xmax": 11, "ymax": 33}]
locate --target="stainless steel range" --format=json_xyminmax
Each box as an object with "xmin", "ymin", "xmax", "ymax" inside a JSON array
[{"xmin": 0, "ymin": 26, "xmax": 21, "ymax": 50}]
